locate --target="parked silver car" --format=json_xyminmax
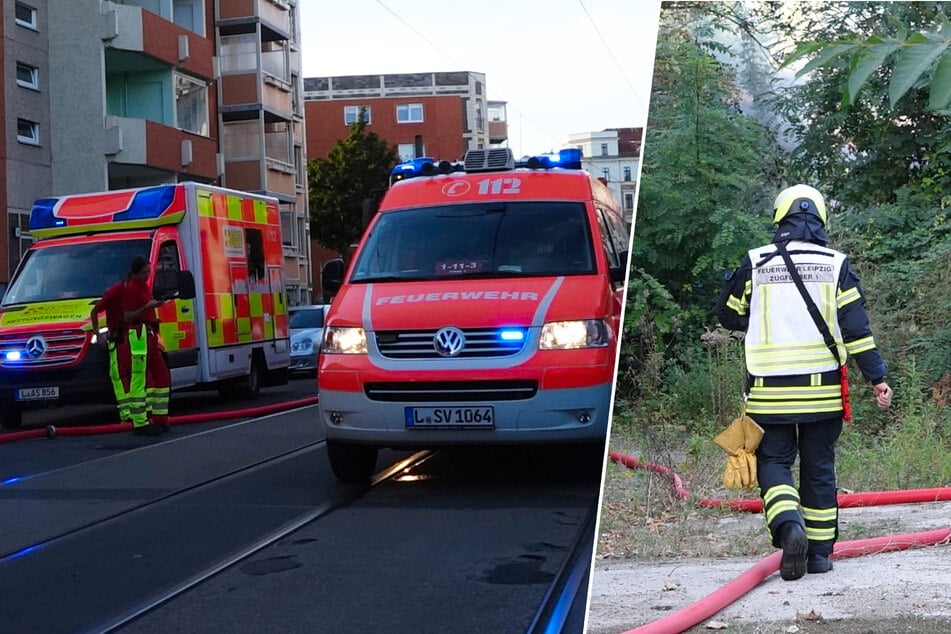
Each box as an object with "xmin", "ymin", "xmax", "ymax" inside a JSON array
[{"xmin": 288, "ymin": 304, "xmax": 327, "ymax": 374}]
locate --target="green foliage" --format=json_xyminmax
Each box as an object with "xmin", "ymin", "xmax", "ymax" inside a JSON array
[
  {"xmin": 630, "ymin": 4, "xmax": 779, "ymax": 373},
  {"xmin": 307, "ymin": 117, "xmax": 400, "ymax": 257}
]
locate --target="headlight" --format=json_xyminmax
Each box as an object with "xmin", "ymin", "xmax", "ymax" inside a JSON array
[
  {"xmin": 539, "ymin": 320, "xmax": 608, "ymax": 350},
  {"xmin": 292, "ymin": 338, "xmax": 313, "ymax": 352},
  {"xmin": 322, "ymin": 326, "xmax": 368, "ymax": 354}
]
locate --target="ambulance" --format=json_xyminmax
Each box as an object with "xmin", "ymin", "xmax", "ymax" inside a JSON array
[
  {"xmin": 0, "ymin": 182, "xmax": 290, "ymax": 429},
  {"xmin": 318, "ymin": 148, "xmax": 631, "ymax": 482}
]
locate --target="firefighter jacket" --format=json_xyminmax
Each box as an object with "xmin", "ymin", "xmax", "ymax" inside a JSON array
[{"xmin": 717, "ymin": 239, "xmax": 887, "ymax": 424}]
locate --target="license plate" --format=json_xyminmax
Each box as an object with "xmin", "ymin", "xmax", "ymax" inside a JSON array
[
  {"xmin": 16, "ymin": 386, "xmax": 60, "ymax": 401},
  {"xmin": 405, "ymin": 406, "xmax": 495, "ymax": 429}
]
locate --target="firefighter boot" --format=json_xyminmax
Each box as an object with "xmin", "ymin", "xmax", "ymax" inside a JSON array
[
  {"xmin": 807, "ymin": 554, "xmax": 833, "ymax": 574},
  {"xmin": 778, "ymin": 521, "xmax": 807, "ymax": 581}
]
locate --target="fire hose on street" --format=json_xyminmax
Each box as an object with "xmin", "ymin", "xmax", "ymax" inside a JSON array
[
  {"xmin": 0, "ymin": 396, "xmax": 319, "ymax": 445},
  {"xmin": 607, "ymin": 450, "xmax": 951, "ymax": 634}
]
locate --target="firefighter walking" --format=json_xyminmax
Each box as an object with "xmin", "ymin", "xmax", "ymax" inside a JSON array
[{"xmin": 717, "ymin": 184, "xmax": 893, "ymax": 580}]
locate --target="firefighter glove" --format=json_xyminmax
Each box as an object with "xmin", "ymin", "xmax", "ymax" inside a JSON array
[{"xmin": 714, "ymin": 414, "xmax": 764, "ymax": 490}]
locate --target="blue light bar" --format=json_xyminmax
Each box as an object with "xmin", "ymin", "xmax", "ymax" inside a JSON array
[
  {"xmin": 517, "ymin": 148, "xmax": 584, "ymax": 171},
  {"xmin": 113, "ymin": 186, "xmax": 176, "ymax": 221},
  {"xmin": 390, "ymin": 157, "xmax": 437, "ymax": 183},
  {"xmin": 29, "ymin": 198, "xmax": 58, "ymax": 231},
  {"xmin": 3, "ymin": 350, "xmax": 23, "ymax": 362}
]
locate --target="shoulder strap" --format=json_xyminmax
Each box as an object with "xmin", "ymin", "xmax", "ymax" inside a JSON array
[{"xmin": 775, "ymin": 241, "xmax": 842, "ymax": 366}]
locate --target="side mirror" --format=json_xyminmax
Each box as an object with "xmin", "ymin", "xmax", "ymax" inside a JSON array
[
  {"xmin": 153, "ymin": 269, "xmax": 196, "ymax": 301},
  {"xmin": 322, "ymin": 259, "xmax": 345, "ymax": 296}
]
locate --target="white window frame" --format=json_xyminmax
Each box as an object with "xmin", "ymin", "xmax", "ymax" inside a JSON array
[
  {"xmin": 344, "ymin": 105, "xmax": 371, "ymax": 125},
  {"xmin": 16, "ymin": 62, "xmax": 39, "ymax": 90},
  {"xmin": 174, "ymin": 73, "xmax": 209, "ymax": 136},
  {"xmin": 396, "ymin": 103, "xmax": 424, "ymax": 123},
  {"xmin": 397, "ymin": 143, "xmax": 423, "ymax": 162},
  {"xmin": 14, "ymin": 2, "xmax": 37, "ymax": 30},
  {"xmin": 17, "ymin": 118, "xmax": 39, "ymax": 145},
  {"xmin": 600, "ymin": 143, "xmax": 609, "ymax": 156},
  {"xmin": 625, "ymin": 193, "xmax": 635, "ymax": 211}
]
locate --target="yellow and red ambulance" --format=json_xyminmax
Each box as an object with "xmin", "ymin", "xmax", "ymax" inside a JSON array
[
  {"xmin": 0, "ymin": 182, "xmax": 290, "ymax": 428},
  {"xmin": 317, "ymin": 148, "xmax": 631, "ymax": 482}
]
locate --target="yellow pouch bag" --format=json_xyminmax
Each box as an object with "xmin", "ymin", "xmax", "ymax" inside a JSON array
[{"xmin": 714, "ymin": 411, "xmax": 764, "ymax": 490}]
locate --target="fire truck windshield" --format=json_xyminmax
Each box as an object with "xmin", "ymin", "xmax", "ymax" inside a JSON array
[
  {"xmin": 2, "ymin": 239, "xmax": 151, "ymax": 306},
  {"xmin": 350, "ymin": 202, "xmax": 594, "ymax": 283}
]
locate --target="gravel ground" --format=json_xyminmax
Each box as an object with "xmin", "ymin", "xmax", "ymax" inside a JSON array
[{"xmin": 587, "ymin": 502, "xmax": 951, "ymax": 634}]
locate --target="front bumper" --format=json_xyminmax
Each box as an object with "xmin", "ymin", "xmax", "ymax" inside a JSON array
[
  {"xmin": 0, "ymin": 345, "xmax": 114, "ymax": 411},
  {"xmin": 318, "ymin": 381, "xmax": 612, "ymax": 447}
]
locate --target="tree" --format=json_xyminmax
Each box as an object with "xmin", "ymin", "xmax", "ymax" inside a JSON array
[{"xmin": 308, "ymin": 117, "xmax": 400, "ymax": 257}]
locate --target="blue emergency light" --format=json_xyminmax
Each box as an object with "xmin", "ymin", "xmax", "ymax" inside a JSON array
[
  {"xmin": 518, "ymin": 148, "xmax": 583, "ymax": 170},
  {"xmin": 29, "ymin": 186, "xmax": 177, "ymax": 232},
  {"xmin": 3, "ymin": 350, "xmax": 23, "ymax": 362},
  {"xmin": 499, "ymin": 328, "xmax": 526, "ymax": 342}
]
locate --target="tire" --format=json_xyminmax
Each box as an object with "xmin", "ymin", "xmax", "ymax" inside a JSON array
[
  {"xmin": 0, "ymin": 408, "xmax": 23, "ymax": 429},
  {"xmin": 326, "ymin": 440, "xmax": 378, "ymax": 484},
  {"xmin": 217, "ymin": 355, "xmax": 263, "ymax": 400}
]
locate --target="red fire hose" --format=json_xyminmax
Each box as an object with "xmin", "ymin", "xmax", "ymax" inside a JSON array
[
  {"xmin": 0, "ymin": 396, "xmax": 318, "ymax": 445},
  {"xmin": 607, "ymin": 450, "xmax": 951, "ymax": 634}
]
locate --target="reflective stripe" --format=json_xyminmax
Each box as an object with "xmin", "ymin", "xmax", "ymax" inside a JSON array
[
  {"xmin": 726, "ymin": 294, "xmax": 746, "ymax": 315},
  {"xmin": 805, "ymin": 526, "xmax": 836, "ymax": 541},
  {"xmin": 765, "ymin": 499, "xmax": 800, "ymax": 525},
  {"xmin": 802, "ymin": 506, "xmax": 838, "ymax": 522},
  {"xmin": 749, "ymin": 385, "xmax": 841, "ymax": 400},
  {"xmin": 845, "ymin": 335, "xmax": 876, "ymax": 355},
  {"xmin": 836, "ymin": 286, "xmax": 861, "ymax": 308},
  {"xmin": 747, "ymin": 340, "xmax": 843, "ymax": 373},
  {"xmin": 747, "ymin": 401, "xmax": 842, "ymax": 415},
  {"xmin": 763, "ymin": 483, "xmax": 799, "ymax": 506}
]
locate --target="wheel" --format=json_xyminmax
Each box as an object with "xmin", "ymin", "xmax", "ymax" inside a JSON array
[
  {"xmin": 0, "ymin": 408, "xmax": 23, "ymax": 429},
  {"xmin": 217, "ymin": 355, "xmax": 263, "ymax": 400},
  {"xmin": 326, "ymin": 440, "xmax": 378, "ymax": 483}
]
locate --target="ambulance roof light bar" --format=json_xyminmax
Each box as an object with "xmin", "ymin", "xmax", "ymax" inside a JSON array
[{"xmin": 390, "ymin": 157, "xmax": 464, "ymax": 184}]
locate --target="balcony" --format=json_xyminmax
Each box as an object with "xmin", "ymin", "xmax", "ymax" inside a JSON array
[
  {"xmin": 102, "ymin": 2, "xmax": 213, "ymax": 80},
  {"xmin": 220, "ymin": 119, "xmax": 296, "ymax": 199},
  {"xmin": 216, "ymin": 0, "xmax": 290, "ymax": 42},
  {"xmin": 104, "ymin": 116, "xmax": 218, "ymax": 182}
]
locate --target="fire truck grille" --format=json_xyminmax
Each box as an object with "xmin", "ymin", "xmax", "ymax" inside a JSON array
[
  {"xmin": 0, "ymin": 330, "xmax": 87, "ymax": 368},
  {"xmin": 364, "ymin": 380, "xmax": 538, "ymax": 402},
  {"xmin": 375, "ymin": 328, "xmax": 527, "ymax": 359}
]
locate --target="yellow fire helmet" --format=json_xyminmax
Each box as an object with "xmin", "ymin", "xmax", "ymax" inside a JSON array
[{"xmin": 772, "ymin": 184, "xmax": 827, "ymax": 225}]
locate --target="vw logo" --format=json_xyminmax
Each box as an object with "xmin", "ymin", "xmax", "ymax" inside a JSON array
[
  {"xmin": 25, "ymin": 336, "xmax": 47, "ymax": 359},
  {"xmin": 434, "ymin": 327, "xmax": 465, "ymax": 357}
]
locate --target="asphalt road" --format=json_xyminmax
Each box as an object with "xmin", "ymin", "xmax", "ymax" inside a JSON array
[{"xmin": 0, "ymin": 377, "xmax": 604, "ymax": 634}]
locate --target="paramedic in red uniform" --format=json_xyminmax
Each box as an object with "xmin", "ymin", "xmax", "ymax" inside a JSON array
[
  {"xmin": 120, "ymin": 256, "xmax": 171, "ymax": 436},
  {"xmin": 90, "ymin": 276, "xmax": 132, "ymax": 424}
]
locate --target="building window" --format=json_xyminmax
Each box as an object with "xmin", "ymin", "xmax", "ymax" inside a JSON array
[
  {"xmin": 175, "ymin": 73, "xmax": 209, "ymax": 136},
  {"xmin": 601, "ymin": 167, "xmax": 610, "ymax": 182},
  {"xmin": 397, "ymin": 143, "xmax": 423, "ymax": 162},
  {"xmin": 17, "ymin": 118, "xmax": 39, "ymax": 145},
  {"xmin": 623, "ymin": 166, "xmax": 632, "ymax": 181},
  {"xmin": 280, "ymin": 206, "xmax": 299, "ymax": 249},
  {"xmin": 14, "ymin": 2, "xmax": 37, "ymax": 30},
  {"xmin": 625, "ymin": 193, "xmax": 634, "ymax": 211},
  {"xmin": 600, "ymin": 143, "xmax": 609, "ymax": 156},
  {"xmin": 344, "ymin": 106, "xmax": 371, "ymax": 125},
  {"xmin": 16, "ymin": 62, "xmax": 39, "ymax": 90},
  {"xmin": 397, "ymin": 103, "xmax": 424, "ymax": 123},
  {"xmin": 172, "ymin": 0, "xmax": 204, "ymax": 36}
]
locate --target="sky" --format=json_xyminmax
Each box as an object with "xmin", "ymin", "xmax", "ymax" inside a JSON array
[{"xmin": 298, "ymin": 0, "xmax": 662, "ymax": 158}]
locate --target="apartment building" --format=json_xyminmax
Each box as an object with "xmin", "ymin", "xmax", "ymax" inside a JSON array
[
  {"xmin": 301, "ymin": 71, "xmax": 508, "ymax": 289},
  {"xmin": 567, "ymin": 127, "xmax": 643, "ymax": 227},
  {"xmin": 302, "ymin": 71, "xmax": 507, "ymax": 162},
  {"xmin": 2, "ymin": 0, "xmax": 312, "ymax": 304}
]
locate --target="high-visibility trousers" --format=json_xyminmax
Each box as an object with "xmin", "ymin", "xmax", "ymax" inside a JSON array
[
  {"xmin": 116, "ymin": 325, "xmax": 171, "ymax": 427},
  {"xmin": 756, "ymin": 418, "xmax": 843, "ymax": 557},
  {"xmin": 107, "ymin": 340, "xmax": 131, "ymax": 422}
]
